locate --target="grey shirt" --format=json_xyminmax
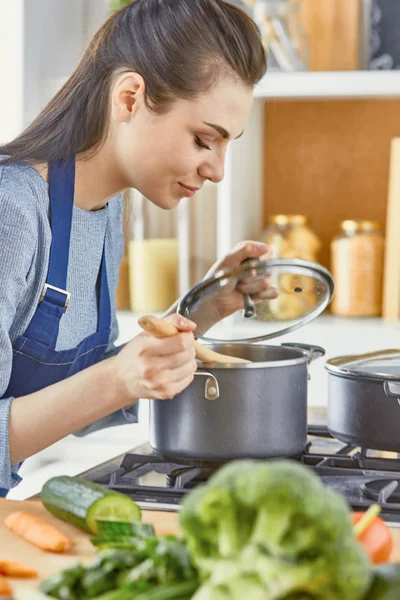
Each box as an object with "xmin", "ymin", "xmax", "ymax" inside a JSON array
[{"xmin": 0, "ymin": 160, "xmax": 137, "ymax": 491}]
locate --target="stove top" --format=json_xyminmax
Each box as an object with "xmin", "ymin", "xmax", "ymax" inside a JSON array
[{"xmin": 80, "ymin": 425, "xmax": 400, "ymax": 523}]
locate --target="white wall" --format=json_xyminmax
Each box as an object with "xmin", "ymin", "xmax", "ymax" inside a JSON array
[
  {"xmin": 0, "ymin": 0, "xmax": 111, "ymax": 140},
  {"xmin": 0, "ymin": 0, "xmax": 24, "ymax": 143}
]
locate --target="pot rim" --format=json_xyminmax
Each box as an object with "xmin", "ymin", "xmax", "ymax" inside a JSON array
[
  {"xmin": 326, "ymin": 349, "xmax": 400, "ymax": 382},
  {"xmin": 197, "ymin": 342, "xmax": 324, "ymax": 369},
  {"xmin": 197, "ymin": 354, "xmax": 309, "ymax": 370}
]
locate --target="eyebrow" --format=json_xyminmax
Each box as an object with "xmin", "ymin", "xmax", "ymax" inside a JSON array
[{"xmin": 203, "ymin": 122, "xmax": 244, "ymax": 140}]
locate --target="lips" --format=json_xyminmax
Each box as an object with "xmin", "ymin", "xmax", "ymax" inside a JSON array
[
  {"xmin": 178, "ymin": 183, "xmax": 200, "ymax": 198},
  {"xmin": 179, "ymin": 183, "xmax": 200, "ymax": 193}
]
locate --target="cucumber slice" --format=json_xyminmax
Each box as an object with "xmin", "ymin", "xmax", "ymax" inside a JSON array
[
  {"xmin": 41, "ymin": 476, "xmax": 141, "ymax": 534},
  {"xmin": 87, "ymin": 495, "xmax": 141, "ymax": 534}
]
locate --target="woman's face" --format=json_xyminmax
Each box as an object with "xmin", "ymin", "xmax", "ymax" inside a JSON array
[{"xmin": 110, "ymin": 74, "xmax": 254, "ymax": 209}]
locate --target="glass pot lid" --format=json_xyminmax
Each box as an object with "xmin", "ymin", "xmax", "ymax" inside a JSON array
[
  {"xmin": 177, "ymin": 258, "xmax": 334, "ymax": 343},
  {"xmin": 326, "ymin": 350, "xmax": 400, "ymax": 380}
]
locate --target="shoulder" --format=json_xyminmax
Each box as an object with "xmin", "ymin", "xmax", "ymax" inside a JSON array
[{"xmin": 0, "ymin": 159, "xmax": 50, "ymax": 229}]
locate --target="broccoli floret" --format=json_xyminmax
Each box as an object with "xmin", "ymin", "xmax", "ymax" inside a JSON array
[{"xmin": 180, "ymin": 459, "xmax": 372, "ymax": 600}]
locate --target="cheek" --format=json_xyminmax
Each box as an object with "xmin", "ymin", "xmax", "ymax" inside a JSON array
[{"xmin": 163, "ymin": 141, "xmax": 200, "ymax": 177}]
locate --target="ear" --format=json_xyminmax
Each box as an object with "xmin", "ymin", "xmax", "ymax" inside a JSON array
[{"xmin": 111, "ymin": 72, "xmax": 145, "ymax": 123}]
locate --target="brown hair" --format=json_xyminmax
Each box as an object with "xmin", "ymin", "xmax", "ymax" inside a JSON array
[{"xmin": 0, "ymin": 0, "xmax": 266, "ymax": 165}]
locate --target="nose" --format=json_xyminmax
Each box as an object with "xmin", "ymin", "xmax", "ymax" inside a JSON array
[{"xmin": 198, "ymin": 152, "xmax": 225, "ymax": 184}]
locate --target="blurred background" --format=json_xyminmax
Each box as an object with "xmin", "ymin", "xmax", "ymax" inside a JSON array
[{"xmin": 1, "ymin": 0, "xmax": 400, "ymax": 498}]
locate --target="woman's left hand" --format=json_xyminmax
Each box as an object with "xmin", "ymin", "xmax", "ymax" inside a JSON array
[
  {"xmin": 180, "ymin": 240, "xmax": 278, "ymax": 336},
  {"xmin": 203, "ymin": 240, "xmax": 278, "ymax": 319}
]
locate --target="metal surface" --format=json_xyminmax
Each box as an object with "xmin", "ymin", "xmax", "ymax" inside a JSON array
[
  {"xmin": 328, "ymin": 369, "xmax": 400, "ymax": 452},
  {"xmin": 177, "ymin": 258, "xmax": 334, "ymax": 344},
  {"xmin": 326, "ymin": 349, "xmax": 400, "ymax": 381},
  {"xmin": 150, "ymin": 342, "xmax": 324, "ymax": 461},
  {"xmin": 193, "ymin": 371, "xmax": 220, "ymax": 400},
  {"xmin": 77, "ymin": 426, "xmax": 400, "ymax": 522},
  {"xmin": 241, "ymin": 256, "xmax": 258, "ymax": 318}
]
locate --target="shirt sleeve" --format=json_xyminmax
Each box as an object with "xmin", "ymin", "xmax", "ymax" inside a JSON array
[
  {"xmin": 0, "ymin": 191, "xmax": 38, "ymax": 490},
  {"xmin": 72, "ymin": 343, "xmax": 138, "ymax": 438}
]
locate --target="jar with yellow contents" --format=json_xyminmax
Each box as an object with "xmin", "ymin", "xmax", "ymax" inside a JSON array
[
  {"xmin": 330, "ymin": 220, "xmax": 385, "ymax": 317},
  {"xmin": 258, "ymin": 215, "xmax": 321, "ymax": 320}
]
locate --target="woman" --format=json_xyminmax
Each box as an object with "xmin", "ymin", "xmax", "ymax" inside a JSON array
[{"xmin": 0, "ymin": 0, "xmax": 274, "ymax": 495}]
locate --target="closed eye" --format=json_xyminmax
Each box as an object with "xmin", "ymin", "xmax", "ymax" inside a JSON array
[{"xmin": 195, "ymin": 136, "xmax": 211, "ymax": 151}]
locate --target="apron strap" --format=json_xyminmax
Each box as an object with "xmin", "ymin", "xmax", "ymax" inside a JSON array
[
  {"xmin": 25, "ymin": 157, "xmax": 111, "ymax": 348},
  {"xmin": 47, "ymin": 157, "xmax": 75, "ymax": 293},
  {"xmin": 97, "ymin": 225, "xmax": 112, "ymax": 332}
]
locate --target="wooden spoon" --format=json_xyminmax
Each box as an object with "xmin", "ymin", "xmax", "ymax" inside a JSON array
[{"xmin": 138, "ymin": 315, "xmax": 251, "ymax": 364}]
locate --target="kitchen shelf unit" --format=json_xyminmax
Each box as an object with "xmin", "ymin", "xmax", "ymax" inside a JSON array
[{"xmin": 217, "ymin": 70, "xmax": 400, "ymax": 260}]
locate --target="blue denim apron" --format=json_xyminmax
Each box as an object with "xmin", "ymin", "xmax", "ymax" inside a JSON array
[{"xmin": 0, "ymin": 157, "xmax": 112, "ymax": 496}]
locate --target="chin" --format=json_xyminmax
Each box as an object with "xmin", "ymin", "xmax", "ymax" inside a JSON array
[{"xmin": 146, "ymin": 190, "xmax": 183, "ymax": 210}]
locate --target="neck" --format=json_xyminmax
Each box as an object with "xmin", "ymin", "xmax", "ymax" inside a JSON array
[
  {"xmin": 75, "ymin": 142, "xmax": 127, "ymax": 210},
  {"xmin": 33, "ymin": 141, "xmax": 128, "ymax": 212}
]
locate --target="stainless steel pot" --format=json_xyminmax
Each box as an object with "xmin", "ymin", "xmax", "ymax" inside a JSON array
[
  {"xmin": 150, "ymin": 342, "xmax": 325, "ymax": 461},
  {"xmin": 326, "ymin": 349, "xmax": 400, "ymax": 451}
]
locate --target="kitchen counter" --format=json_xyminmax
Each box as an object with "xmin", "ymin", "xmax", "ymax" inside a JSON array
[
  {"xmin": 0, "ymin": 498, "xmax": 178, "ymax": 597},
  {"xmin": 1, "ymin": 497, "xmax": 400, "ymax": 598}
]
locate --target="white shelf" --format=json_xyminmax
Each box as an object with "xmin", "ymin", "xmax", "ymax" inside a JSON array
[{"xmin": 254, "ymin": 71, "xmax": 400, "ymax": 100}]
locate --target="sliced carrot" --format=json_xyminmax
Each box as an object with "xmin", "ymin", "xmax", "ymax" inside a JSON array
[
  {"xmin": 0, "ymin": 575, "xmax": 12, "ymax": 597},
  {"xmin": 352, "ymin": 511, "xmax": 393, "ymax": 564},
  {"xmin": 4, "ymin": 511, "xmax": 72, "ymax": 553},
  {"xmin": 0, "ymin": 559, "xmax": 38, "ymax": 578}
]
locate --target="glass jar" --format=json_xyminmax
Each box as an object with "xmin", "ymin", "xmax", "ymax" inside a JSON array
[
  {"xmin": 258, "ymin": 215, "xmax": 321, "ymax": 320},
  {"xmin": 260, "ymin": 214, "xmax": 321, "ymax": 260},
  {"xmin": 253, "ymin": 0, "xmax": 310, "ymax": 71},
  {"xmin": 128, "ymin": 192, "xmax": 180, "ymax": 314},
  {"xmin": 330, "ymin": 220, "xmax": 385, "ymax": 317}
]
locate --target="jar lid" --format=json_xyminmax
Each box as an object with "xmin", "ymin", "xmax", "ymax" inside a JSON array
[
  {"xmin": 326, "ymin": 350, "xmax": 400, "ymax": 381},
  {"xmin": 268, "ymin": 214, "xmax": 308, "ymax": 226},
  {"xmin": 340, "ymin": 220, "xmax": 381, "ymax": 233},
  {"xmin": 177, "ymin": 258, "xmax": 334, "ymax": 343}
]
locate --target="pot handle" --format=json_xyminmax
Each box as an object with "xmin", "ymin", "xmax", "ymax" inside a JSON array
[
  {"xmin": 194, "ymin": 371, "xmax": 220, "ymax": 401},
  {"xmin": 281, "ymin": 343, "xmax": 326, "ymax": 363},
  {"xmin": 383, "ymin": 381, "xmax": 400, "ymax": 406}
]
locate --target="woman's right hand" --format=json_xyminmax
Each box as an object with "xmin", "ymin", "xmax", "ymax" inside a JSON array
[{"xmin": 112, "ymin": 314, "xmax": 198, "ymax": 402}]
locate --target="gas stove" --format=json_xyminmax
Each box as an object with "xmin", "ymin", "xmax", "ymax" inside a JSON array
[{"xmin": 80, "ymin": 425, "xmax": 400, "ymax": 523}]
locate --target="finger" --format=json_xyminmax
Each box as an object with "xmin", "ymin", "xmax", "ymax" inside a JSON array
[
  {"xmin": 141, "ymin": 331, "xmax": 195, "ymax": 357},
  {"xmin": 157, "ymin": 373, "xmax": 197, "ymax": 401},
  {"xmin": 237, "ymin": 278, "xmax": 272, "ymax": 295},
  {"xmin": 164, "ymin": 313, "xmax": 197, "ymax": 332},
  {"xmin": 168, "ymin": 358, "xmax": 198, "ymax": 384},
  {"xmin": 154, "ymin": 346, "xmax": 196, "ymax": 371},
  {"xmin": 251, "ymin": 288, "xmax": 279, "ymax": 302},
  {"xmin": 219, "ymin": 241, "xmax": 271, "ymax": 269}
]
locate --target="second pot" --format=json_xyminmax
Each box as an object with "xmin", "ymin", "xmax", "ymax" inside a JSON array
[{"xmin": 150, "ymin": 342, "xmax": 325, "ymax": 461}]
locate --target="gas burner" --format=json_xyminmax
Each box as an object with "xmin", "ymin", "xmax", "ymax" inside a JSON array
[
  {"xmin": 166, "ymin": 467, "xmax": 216, "ymax": 489},
  {"xmin": 362, "ymin": 479, "xmax": 400, "ymax": 505},
  {"xmin": 78, "ymin": 424, "xmax": 400, "ymax": 521}
]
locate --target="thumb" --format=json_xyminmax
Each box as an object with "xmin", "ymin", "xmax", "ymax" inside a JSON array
[
  {"xmin": 164, "ymin": 313, "xmax": 197, "ymax": 332},
  {"xmin": 221, "ymin": 241, "xmax": 271, "ymax": 269}
]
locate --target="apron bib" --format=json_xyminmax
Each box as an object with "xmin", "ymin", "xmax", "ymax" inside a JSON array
[{"xmin": 1, "ymin": 157, "xmax": 111, "ymax": 496}]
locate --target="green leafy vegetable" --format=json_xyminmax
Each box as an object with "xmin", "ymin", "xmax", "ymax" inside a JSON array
[
  {"xmin": 180, "ymin": 459, "xmax": 373, "ymax": 600},
  {"xmin": 40, "ymin": 537, "xmax": 198, "ymax": 600},
  {"xmin": 363, "ymin": 563, "xmax": 400, "ymax": 600}
]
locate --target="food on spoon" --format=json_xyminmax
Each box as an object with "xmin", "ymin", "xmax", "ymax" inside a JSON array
[
  {"xmin": 180, "ymin": 459, "xmax": 372, "ymax": 600},
  {"xmin": 41, "ymin": 476, "xmax": 141, "ymax": 534},
  {"xmin": 0, "ymin": 559, "xmax": 38, "ymax": 578},
  {"xmin": 4, "ymin": 511, "xmax": 72, "ymax": 553}
]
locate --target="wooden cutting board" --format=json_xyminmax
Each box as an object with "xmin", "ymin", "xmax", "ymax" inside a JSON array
[
  {"xmin": 0, "ymin": 499, "xmax": 179, "ymax": 597},
  {"xmin": 2, "ymin": 499, "xmax": 400, "ymax": 597}
]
